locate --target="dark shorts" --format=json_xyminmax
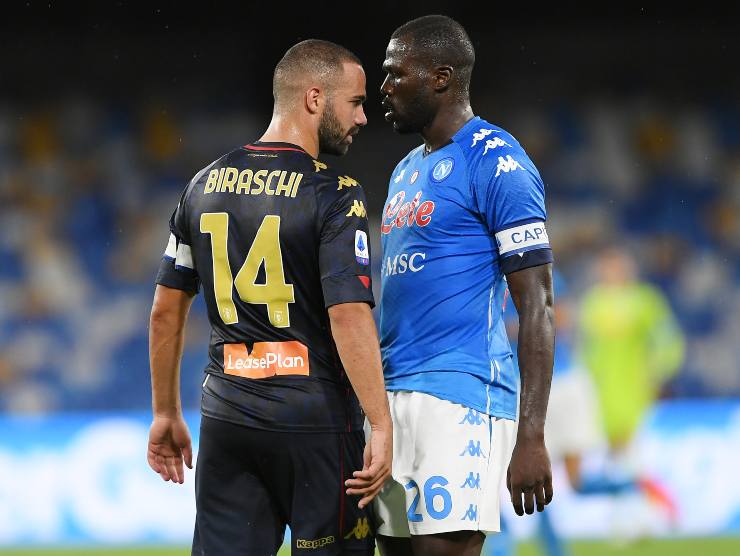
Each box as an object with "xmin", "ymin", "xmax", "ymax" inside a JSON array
[{"xmin": 192, "ymin": 416, "xmax": 375, "ymax": 556}]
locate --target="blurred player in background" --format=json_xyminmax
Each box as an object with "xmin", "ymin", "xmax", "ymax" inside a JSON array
[
  {"xmin": 147, "ymin": 39, "xmax": 392, "ymax": 556},
  {"xmin": 377, "ymin": 15, "xmax": 554, "ymax": 556},
  {"xmin": 578, "ymin": 246, "xmax": 685, "ymax": 533},
  {"xmin": 580, "ymin": 246, "xmax": 684, "ymax": 456},
  {"xmin": 489, "ymin": 255, "xmax": 683, "ymax": 555}
]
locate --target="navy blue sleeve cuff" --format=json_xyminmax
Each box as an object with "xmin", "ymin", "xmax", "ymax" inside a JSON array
[
  {"xmin": 500, "ymin": 247, "xmax": 553, "ymax": 275},
  {"xmin": 321, "ymin": 275, "xmax": 375, "ymax": 309},
  {"xmin": 155, "ymin": 257, "xmax": 200, "ymax": 294}
]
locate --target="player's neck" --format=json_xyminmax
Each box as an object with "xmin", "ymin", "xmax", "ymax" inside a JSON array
[
  {"xmin": 259, "ymin": 115, "xmax": 319, "ymax": 159},
  {"xmin": 421, "ymin": 104, "xmax": 474, "ymax": 155}
]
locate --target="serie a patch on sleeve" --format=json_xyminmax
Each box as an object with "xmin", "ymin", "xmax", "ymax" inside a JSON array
[
  {"xmin": 495, "ymin": 221, "xmax": 549, "ymax": 256},
  {"xmin": 355, "ymin": 230, "xmax": 369, "ymax": 265}
]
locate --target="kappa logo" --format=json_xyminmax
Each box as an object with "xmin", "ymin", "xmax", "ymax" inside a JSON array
[
  {"xmin": 346, "ymin": 200, "xmax": 367, "ymax": 218},
  {"xmin": 459, "ymin": 440, "xmax": 486, "ymax": 458},
  {"xmin": 483, "ymin": 137, "xmax": 512, "ymax": 155},
  {"xmin": 296, "ymin": 536, "xmax": 336, "ymax": 549},
  {"xmin": 313, "ymin": 160, "xmax": 327, "ymax": 172},
  {"xmin": 460, "ymin": 472, "xmax": 481, "ymax": 489},
  {"xmin": 471, "ymin": 127, "xmax": 502, "ymax": 147},
  {"xmin": 394, "ymin": 169, "xmax": 406, "ymax": 183},
  {"xmin": 431, "ymin": 157, "xmax": 454, "ymax": 182},
  {"xmin": 462, "ymin": 504, "xmax": 478, "ymax": 521},
  {"xmin": 459, "ymin": 408, "xmax": 485, "ymax": 426},
  {"xmin": 337, "ymin": 175, "xmax": 359, "ymax": 190},
  {"xmin": 495, "ymin": 155, "xmax": 524, "ymax": 177},
  {"xmin": 344, "ymin": 517, "xmax": 371, "ymax": 540}
]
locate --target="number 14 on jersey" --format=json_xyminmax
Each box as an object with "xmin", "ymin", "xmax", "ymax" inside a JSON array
[{"xmin": 200, "ymin": 213, "xmax": 294, "ymax": 328}]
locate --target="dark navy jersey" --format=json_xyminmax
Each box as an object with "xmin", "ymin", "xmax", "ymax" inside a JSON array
[{"xmin": 156, "ymin": 141, "xmax": 374, "ymax": 432}]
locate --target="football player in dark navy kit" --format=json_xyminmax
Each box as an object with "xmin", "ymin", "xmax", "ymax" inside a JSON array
[{"xmin": 147, "ymin": 39, "xmax": 392, "ymax": 556}]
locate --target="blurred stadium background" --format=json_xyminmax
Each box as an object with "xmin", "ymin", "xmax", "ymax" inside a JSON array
[{"xmin": 1, "ymin": 2, "xmax": 739, "ymax": 555}]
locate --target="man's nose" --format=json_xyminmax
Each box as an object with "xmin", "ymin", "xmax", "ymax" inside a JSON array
[
  {"xmin": 356, "ymin": 105, "xmax": 368, "ymax": 127},
  {"xmin": 380, "ymin": 75, "xmax": 392, "ymax": 97}
]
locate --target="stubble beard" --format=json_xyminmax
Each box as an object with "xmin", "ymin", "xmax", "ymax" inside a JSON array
[{"xmin": 318, "ymin": 100, "xmax": 350, "ymax": 156}]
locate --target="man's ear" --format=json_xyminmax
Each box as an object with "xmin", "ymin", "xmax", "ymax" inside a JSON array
[
  {"xmin": 433, "ymin": 66, "xmax": 453, "ymax": 92},
  {"xmin": 305, "ymin": 87, "xmax": 322, "ymax": 115}
]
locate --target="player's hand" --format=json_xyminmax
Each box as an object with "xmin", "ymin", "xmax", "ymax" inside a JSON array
[
  {"xmin": 507, "ymin": 435, "xmax": 553, "ymax": 516},
  {"xmin": 345, "ymin": 425, "xmax": 392, "ymax": 509},
  {"xmin": 147, "ymin": 414, "xmax": 193, "ymax": 484}
]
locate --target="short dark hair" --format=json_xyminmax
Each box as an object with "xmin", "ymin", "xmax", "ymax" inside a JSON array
[
  {"xmin": 391, "ymin": 15, "xmax": 475, "ymax": 89},
  {"xmin": 273, "ymin": 39, "xmax": 361, "ymax": 107}
]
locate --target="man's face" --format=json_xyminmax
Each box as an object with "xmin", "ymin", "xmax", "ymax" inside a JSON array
[
  {"xmin": 318, "ymin": 62, "xmax": 367, "ymax": 156},
  {"xmin": 380, "ymin": 38, "xmax": 436, "ymax": 134}
]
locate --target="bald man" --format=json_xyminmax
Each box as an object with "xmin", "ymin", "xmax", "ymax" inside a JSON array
[{"xmin": 147, "ymin": 39, "xmax": 391, "ymax": 556}]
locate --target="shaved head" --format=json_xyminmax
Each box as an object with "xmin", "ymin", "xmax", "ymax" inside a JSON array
[
  {"xmin": 273, "ymin": 39, "xmax": 362, "ymax": 110},
  {"xmin": 391, "ymin": 15, "xmax": 475, "ymax": 92}
]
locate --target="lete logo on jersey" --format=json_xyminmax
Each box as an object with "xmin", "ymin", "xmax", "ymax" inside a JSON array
[
  {"xmin": 355, "ymin": 230, "xmax": 369, "ymax": 265},
  {"xmin": 381, "ymin": 190, "xmax": 435, "ymax": 235}
]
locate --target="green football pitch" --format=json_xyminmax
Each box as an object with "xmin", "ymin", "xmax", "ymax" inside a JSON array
[{"xmin": 1, "ymin": 538, "xmax": 739, "ymax": 555}]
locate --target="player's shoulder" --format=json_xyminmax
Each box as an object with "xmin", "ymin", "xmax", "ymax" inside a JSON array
[
  {"xmin": 308, "ymin": 159, "xmax": 368, "ymax": 220},
  {"xmin": 310, "ymin": 158, "xmax": 365, "ymax": 196},
  {"xmin": 455, "ymin": 116, "xmax": 540, "ymax": 185},
  {"xmin": 184, "ymin": 147, "xmax": 241, "ymax": 193},
  {"xmin": 454, "ymin": 116, "xmax": 526, "ymax": 162},
  {"xmin": 177, "ymin": 150, "xmax": 233, "ymax": 207},
  {"xmin": 633, "ymin": 282, "xmax": 668, "ymax": 307}
]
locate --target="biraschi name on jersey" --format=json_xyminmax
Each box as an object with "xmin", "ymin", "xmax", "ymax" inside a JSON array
[{"xmin": 203, "ymin": 166, "xmax": 303, "ymax": 198}]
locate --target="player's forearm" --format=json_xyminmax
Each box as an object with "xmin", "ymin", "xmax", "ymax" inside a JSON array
[
  {"xmin": 516, "ymin": 299, "xmax": 554, "ymax": 439},
  {"xmin": 149, "ymin": 285, "xmax": 194, "ymax": 418},
  {"xmin": 328, "ymin": 303, "xmax": 392, "ymax": 430},
  {"xmin": 507, "ymin": 264, "xmax": 555, "ymax": 440}
]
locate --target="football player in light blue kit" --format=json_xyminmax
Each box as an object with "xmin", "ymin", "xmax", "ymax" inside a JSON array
[{"xmin": 374, "ymin": 15, "xmax": 555, "ymax": 556}]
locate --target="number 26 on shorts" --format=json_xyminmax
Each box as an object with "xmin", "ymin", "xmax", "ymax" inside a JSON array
[{"xmin": 405, "ymin": 476, "xmax": 452, "ymax": 522}]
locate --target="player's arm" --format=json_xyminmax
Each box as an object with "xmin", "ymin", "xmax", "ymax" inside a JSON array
[
  {"xmin": 315, "ymin": 172, "xmax": 392, "ymax": 509},
  {"xmin": 506, "ymin": 263, "xmax": 555, "ymax": 515},
  {"xmin": 147, "ymin": 284, "xmax": 195, "ymax": 484},
  {"xmin": 147, "ymin": 198, "xmax": 200, "ymax": 485},
  {"xmin": 329, "ymin": 302, "xmax": 392, "ymax": 509},
  {"xmin": 472, "ymin": 141, "xmax": 555, "ymax": 515}
]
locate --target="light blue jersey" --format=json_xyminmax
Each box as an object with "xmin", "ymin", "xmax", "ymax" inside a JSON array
[{"xmin": 379, "ymin": 116, "xmax": 552, "ymax": 420}]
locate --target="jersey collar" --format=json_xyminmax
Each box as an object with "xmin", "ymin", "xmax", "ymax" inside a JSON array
[
  {"xmin": 244, "ymin": 141, "xmax": 310, "ymax": 155},
  {"xmin": 451, "ymin": 115, "xmax": 482, "ymax": 144},
  {"xmin": 421, "ymin": 115, "xmax": 482, "ymax": 157}
]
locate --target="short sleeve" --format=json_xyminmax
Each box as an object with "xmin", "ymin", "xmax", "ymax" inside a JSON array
[
  {"xmin": 155, "ymin": 198, "xmax": 200, "ymax": 294},
  {"xmin": 473, "ymin": 148, "xmax": 553, "ymax": 274},
  {"xmin": 317, "ymin": 174, "xmax": 375, "ymax": 308}
]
